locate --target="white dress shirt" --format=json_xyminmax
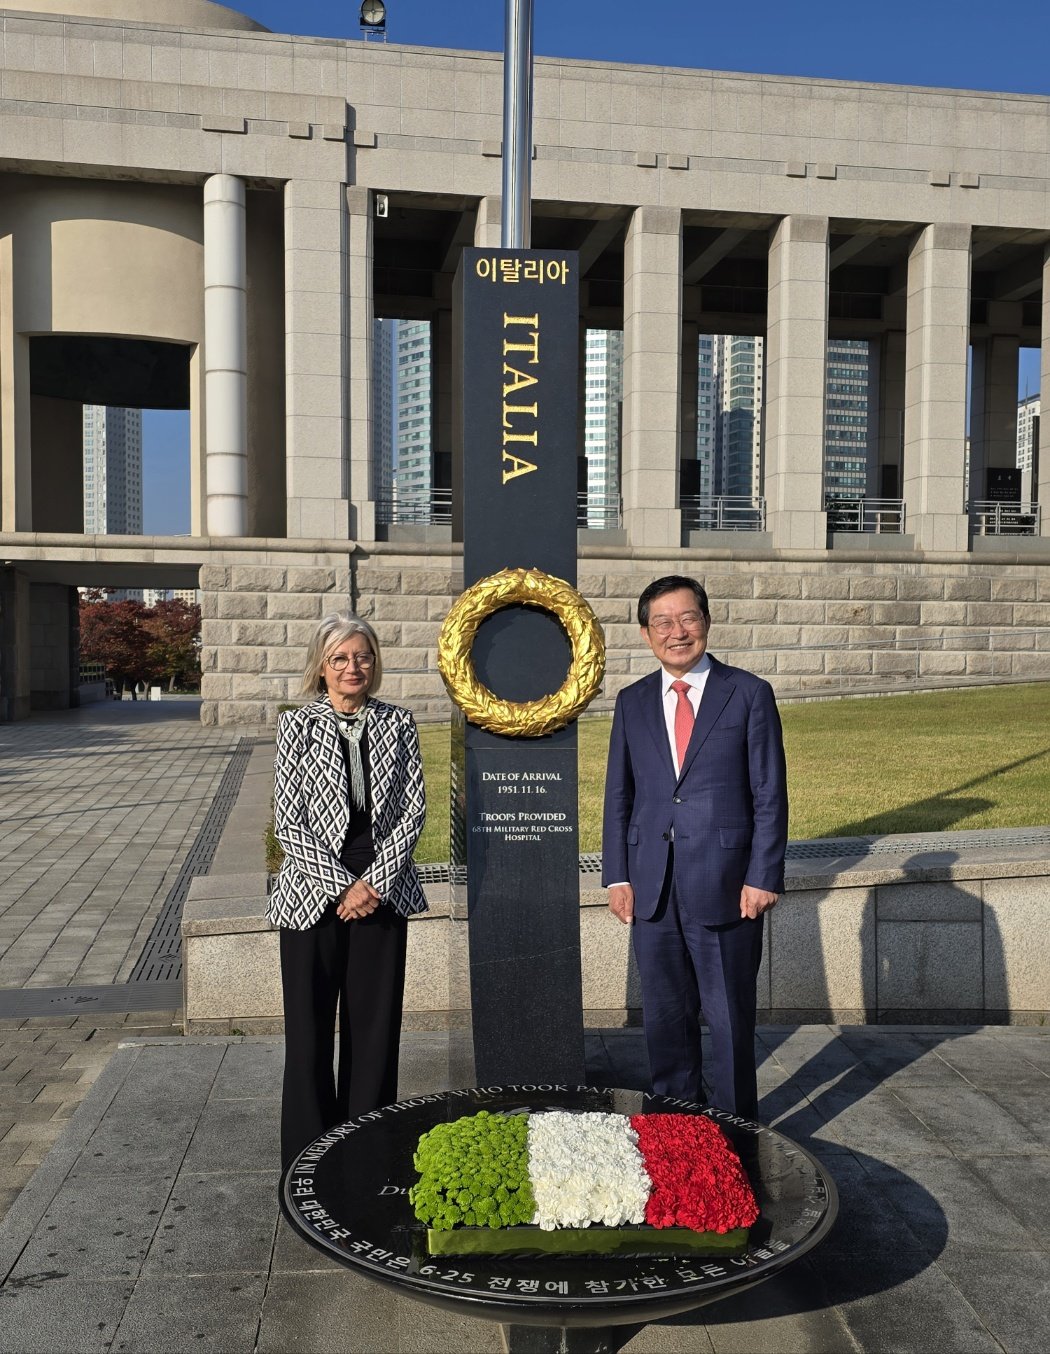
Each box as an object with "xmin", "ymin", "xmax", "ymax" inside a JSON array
[
  {"xmin": 661, "ymin": 652, "xmax": 712, "ymax": 776},
  {"xmin": 607, "ymin": 653, "xmax": 712, "ymax": 890}
]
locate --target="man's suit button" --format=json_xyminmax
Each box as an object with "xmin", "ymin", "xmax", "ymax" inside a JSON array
[
  {"xmin": 662, "ymin": 832, "xmax": 669, "ymax": 840},
  {"xmin": 673, "ymin": 796, "xmax": 682, "ymax": 804}
]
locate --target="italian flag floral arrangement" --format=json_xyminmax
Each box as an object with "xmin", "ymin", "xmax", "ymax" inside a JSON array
[{"xmin": 410, "ymin": 1109, "xmax": 759, "ymax": 1257}]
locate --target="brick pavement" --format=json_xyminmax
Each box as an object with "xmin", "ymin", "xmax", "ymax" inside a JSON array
[
  {"xmin": 0, "ymin": 702, "xmax": 251, "ymax": 1226},
  {"xmin": 0, "ymin": 701, "xmax": 241, "ymax": 989},
  {"xmin": 0, "ymin": 1013, "xmax": 181, "ymax": 1222}
]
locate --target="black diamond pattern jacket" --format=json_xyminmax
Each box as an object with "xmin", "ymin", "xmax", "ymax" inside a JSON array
[{"xmin": 269, "ymin": 697, "xmax": 428, "ymax": 929}]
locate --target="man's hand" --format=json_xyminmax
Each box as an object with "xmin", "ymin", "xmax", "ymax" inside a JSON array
[
  {"xmin": 740, "ymin": 885, "xmax": 778, "ymax": 920},
  {"xmin": 337, "ymin": 878, "xmax": 381, "ymax": 921},
  {"xmin": 608, "ymin": 883, "xmax": 635, "ymax": 925}
]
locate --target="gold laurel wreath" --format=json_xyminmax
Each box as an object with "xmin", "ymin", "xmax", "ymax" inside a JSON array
[{"xmin": 437, "ymin": 568, "xmax": 606, "ymax": 737}]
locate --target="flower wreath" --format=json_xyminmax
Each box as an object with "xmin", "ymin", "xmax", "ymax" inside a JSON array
[{"xmin": 437, "ymin": 567, "xmax": 606, "ymax": 737}]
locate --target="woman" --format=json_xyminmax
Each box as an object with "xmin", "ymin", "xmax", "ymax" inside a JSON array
[{"xmin": 270, "ymin": 612, "xmax": 427, "ymax": 1169}]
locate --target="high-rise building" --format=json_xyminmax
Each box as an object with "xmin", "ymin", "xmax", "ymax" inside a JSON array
[
  {"xmin": 372, "ymin": 318, "xmax": 396, "ymax": 510},
  {"xmin": 82, "ymin": 405, "xmax": 142, "ymax": 535},
  {"xmin": 694, "ymin": 334, "xmax": 718, "ymax": 497},
  {"xmin": 1017, "ymin": 393, "xmax": 1040, "ymax": 502},
  {"xmin": 583, "ymin": 329, "xmax": 623, "ymax": 526},
  {"xmin": 824, "ymin": 338, "xmax": 875, "ymax": 498},
  {"xmin": 713, "ymin": 334, "xmax": 763, "ymax": 500},
  {"xmin": 393, "ymin": 320, "xmax": 432, "ymax": 518}
]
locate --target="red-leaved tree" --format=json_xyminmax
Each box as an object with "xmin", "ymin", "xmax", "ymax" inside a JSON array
[
  {"xmin": 144, "ymin": 598, "xmax": 202, "ymax": 691},
  {"xmin": 79, "ymin": 591, "xmax": 201, "ymax": 694},
  {"xmin": 78, "ymin": 590, "xmax": 161, "ymax": 695}
]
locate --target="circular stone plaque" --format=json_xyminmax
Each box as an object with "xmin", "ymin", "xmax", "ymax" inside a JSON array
[{"xmin": 280, "ymin": 1086, "xmax": 838, "ymax": 1329}]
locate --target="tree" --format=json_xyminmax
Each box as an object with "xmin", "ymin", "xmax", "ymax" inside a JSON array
[
  {"xmin": 78, "ymin": 590, "xmax": 162, "ymax": 696},
  {"xmin": 144, "ymin": 598, "xmax": 202, "ymax": 691}
]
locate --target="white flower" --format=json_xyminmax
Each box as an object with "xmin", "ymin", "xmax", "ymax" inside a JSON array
[{"xmin": 526, "ymin": 1111, "xmax": 651, "ymax": 1230}]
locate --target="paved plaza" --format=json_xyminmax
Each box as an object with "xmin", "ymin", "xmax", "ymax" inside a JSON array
[
  {"xmin": 0, "ymin": 1024, "xmax": 1048, "ymax": 1353},
  {"xmin": 0, "ymin": 703, "xmax": 241, "ymax": 1219},
  {"xmin": 1, "ymin": 704, "xmax": 1049, "ymax": 1350},
  {"xmin": 0, "ymin": 702, "xmax": 240, "ymax": 990}
]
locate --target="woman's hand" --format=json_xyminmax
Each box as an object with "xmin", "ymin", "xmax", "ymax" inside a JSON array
[{"xmin": 337, "ymin": 878, "xmax": 381, "ymax": 921}]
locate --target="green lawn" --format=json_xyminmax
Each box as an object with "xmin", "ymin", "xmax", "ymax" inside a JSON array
[{"xmin": 415, "ymin": 683, "xmax": 1050, "ymax": 860}]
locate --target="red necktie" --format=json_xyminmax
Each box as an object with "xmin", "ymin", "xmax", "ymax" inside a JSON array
[{"xmin": 671, "ymin": 679, "xmax": 694, "ymax": 773}]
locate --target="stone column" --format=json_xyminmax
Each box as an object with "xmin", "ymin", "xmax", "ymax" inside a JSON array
[
  {"xmin": 903, "ymin": 223, "xmax": 971, "ymax": 552},
  {"xmin": 969, "ymin": 333, "xmax": 1020, "ymax": 501},
  {"xmin": 680, "ymin": 321, "xmax": 700, "ymax": 494},
  {"xmin": 432, "ymin": 308, "xmax": 454, "ymax": 503},
  {"xmin": 203, "ymin": 174, "xmax": 248, "ymax": 538},
  {"xmin": 621, "ymin": 206, "xmax": 682, "ymax": 547},
  {"xmin": 763, "ymin": 214, "xmax": 829, "ymax": 549},
  {"xmin": 1039, "ymin": 245, "xmax": 1050, "ymax": 535},
  {"xmin": 875, "ymin": 330, "xmax": 906, "ymax": 498},
  {"xmin": 0, "ymin": 567, "xmax": 30, "ymax": 722},
  {"xmin": 29, "ymin": 396, "xmax": 83, "ymax": 532},
  {"xmin": 0, "ymin": 232, "xmax": 31, "ymax": 532},
  {"xmin": 285, "ymin": 179, "xmax": 350, "ymax": 540},
  {"xmin": 346, "ymin": 187, "xmax": 375, "ymax": 542},
  {"xmin": 475, "ymin": 197, "xmax": 501, "ymax": 249}
]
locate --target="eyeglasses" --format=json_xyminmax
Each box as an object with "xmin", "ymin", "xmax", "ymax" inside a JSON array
[
  {"xmin": 325, "ymin": 653, "xmax": 375, "ymax": 671},
  {"xmin": 647, "ymin": 612, "xmax": 705, "ymax": 635}
]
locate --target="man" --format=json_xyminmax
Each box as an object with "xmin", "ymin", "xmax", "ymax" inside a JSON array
[{"xmin": 602, "ymin": 575, "xmax": 788, "ymax": 1119}]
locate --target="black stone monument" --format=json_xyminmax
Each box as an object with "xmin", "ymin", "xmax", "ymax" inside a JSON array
[{"xmin": 451, "ymin": 247, "xmax": 586, "ymax": 1085}]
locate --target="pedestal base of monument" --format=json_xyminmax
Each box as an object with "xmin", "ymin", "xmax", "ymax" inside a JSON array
[{"xmin": 499, "ymin": 1324, "xmax": 622, "ymax": 1353}]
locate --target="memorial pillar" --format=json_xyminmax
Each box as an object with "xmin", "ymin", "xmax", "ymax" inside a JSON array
[
  {"xmin": 621, "ymin": 206, "xmax": 682, "ymax": 547},
  {"xmin": 450, "ymin": 199, "xmax": 505, "ymax": 541},
  {"xmin": 875, "ymin": 330, "xmax": 906, "ymax": 499},
  {"xmin": 284, "ymin": 179, "xmax": 350, "ymax": 539},
  {"xmin": 903, "ymin": 223, "xmax": 971, "ymax": 552},
  {"xmin": 203, "ymin": 174, "xmax": 248, "ymax": 538},
  {"xmin": 1039, "ymin": 244, "xmax": 1050, "ymax": 535},
  {"xmin": 970, "ymin": 333, "xmax": 1020, "ymax": 501},
  {"xmin": 763, "ymin": 214, "xmax": 829, "ymax": 549}
]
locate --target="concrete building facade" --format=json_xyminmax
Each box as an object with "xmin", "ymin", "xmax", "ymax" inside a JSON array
[{"xmin": 0, "ymin": 0, "xmax": 1050, "ymax": 723}]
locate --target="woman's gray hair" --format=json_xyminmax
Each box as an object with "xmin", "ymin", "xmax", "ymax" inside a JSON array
[{"xmin": 299, "ymin": 611, "xmax": 383, "ymax": 699}]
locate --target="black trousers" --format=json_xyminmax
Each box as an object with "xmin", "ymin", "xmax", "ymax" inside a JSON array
[{"xmin": 279, "ymin": 900, "xmax": 408, "ymax": 1169}]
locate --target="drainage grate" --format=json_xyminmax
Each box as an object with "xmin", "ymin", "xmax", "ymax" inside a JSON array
[
  {"xmin": 0, "ymin": 981, "xmax": 182, "ymax": 1019},
  {"xmin": 128, "ymin": 737, "xmax": 256, "ymax": 985},
  {"xmin": 786, "ymin": 828, "xmax": 1050, "ymax": 860},
  {"xmin": 412, "ymin": 828, "xmax": 1050, "ymax": 885}
]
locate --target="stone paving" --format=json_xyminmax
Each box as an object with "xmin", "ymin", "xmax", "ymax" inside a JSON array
[
  {"xmin": 0, "ymin": 702, "xmax": 241, "ymax": 990},
  {"xmin": 0, "ymin": 1023, "xmax": 1047, "ymax": 1353},
  {"xmin": 0, "ymin": 702, "xmax": 242, "ymax": 1225}
]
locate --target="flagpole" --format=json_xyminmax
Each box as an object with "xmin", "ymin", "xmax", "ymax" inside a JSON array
[{"xmin": 501, "ymin": 0, "xmax": 534, "ymax": 249}]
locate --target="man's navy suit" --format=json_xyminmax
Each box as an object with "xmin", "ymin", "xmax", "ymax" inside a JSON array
[{"xmin": 602, "ymin": 655, "xmax": 788, "ymax": 1116}]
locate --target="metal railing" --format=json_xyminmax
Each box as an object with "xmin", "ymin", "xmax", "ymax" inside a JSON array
[
  {"xmin": 825, "ymin": 496, "xmax": 906, "ymax": 534},
  {"xmin": 577, "ymin": 491, "xmax": 622, "ymax": 530},
  {"xmin": 968, "ymin": 501, "xmax": 1041, "ymax": 537},
  {"xmin": 376, "ymin": 488, "xmax": 453, "ymax": 526},
  {"xmin": 680, "ymin": 495, "xmax": 766, "ymax": 532}
]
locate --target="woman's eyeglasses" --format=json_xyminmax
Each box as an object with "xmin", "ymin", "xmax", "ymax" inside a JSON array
[{"xmin": 325, "ymin": 653, "xmax": 375, "ymax": 671}]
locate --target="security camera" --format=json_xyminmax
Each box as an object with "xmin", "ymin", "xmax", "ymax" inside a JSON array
[{"xmin": 375, "ymin": 193, "xmax": 389, "ymax": 219}]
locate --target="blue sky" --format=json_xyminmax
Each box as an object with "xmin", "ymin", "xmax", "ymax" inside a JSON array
[{"xmin": 143, "ymin": 0, "xmax": 1049, "ymax": 532}]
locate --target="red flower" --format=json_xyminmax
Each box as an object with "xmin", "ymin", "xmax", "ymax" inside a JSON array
[{"xmin": 630, "ymin": 1114, "xmax": 760, "ymax": 1233}]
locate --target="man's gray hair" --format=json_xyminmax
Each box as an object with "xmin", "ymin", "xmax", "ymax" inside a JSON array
[{"xmin": 299, "ymin": 612, "xmax": 383, "ymax": 699}]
